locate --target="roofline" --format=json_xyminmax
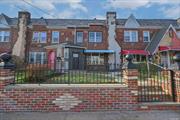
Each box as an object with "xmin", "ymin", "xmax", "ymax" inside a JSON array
[{"xmin": 148, "ymin": 24, "xmax": 177, "ymax": 55}]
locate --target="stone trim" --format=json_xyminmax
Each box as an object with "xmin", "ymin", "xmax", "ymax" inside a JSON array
[
  {"xmin": 6, "ymin": 84, "xmax": 127, "ymax": 89},
  {"xmin": 0, "ymin": 76, "xmax": 15, "ymax": 80}
]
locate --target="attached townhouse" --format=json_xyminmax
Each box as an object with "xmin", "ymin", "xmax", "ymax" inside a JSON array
[{"xmin": 0, "ymin": 11, "xmax": 180, "ymax": 70}]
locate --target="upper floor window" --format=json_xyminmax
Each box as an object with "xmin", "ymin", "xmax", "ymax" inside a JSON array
[
  {"xmin": 52, "ymin": 31, "xmax": 59, "ymax": 43},
  {"xmin": 0, "ymin": 31, "xmax": 10, "ymax": 42},
  {"xmin": 76, "ymin": 32, "xmax": 83, "ymax": 43},
  {"xmin": 89, "ymin": 32, "xmax": 102, "ymax": 43},
  {"xmin": 143, "ymin": 31, "xmax": 150, "ymax": 42},
  {"xmin": 32, "ymin": 32, "xmax": 47, "ymax": 43},
  {"xmin": 124, "ymin": 31, "xmax": 138, "ymax": 42}
]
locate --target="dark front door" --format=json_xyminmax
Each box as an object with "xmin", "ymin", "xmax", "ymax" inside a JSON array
[{"xmin": 72, "ymin": 53, "xmax": 80, "ymax": 69}]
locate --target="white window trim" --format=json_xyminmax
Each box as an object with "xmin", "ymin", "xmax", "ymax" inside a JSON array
[
  {"xmin": 143, "ymin": 31, "xmax": 150, "ymax": 42},
  {"xmin": 52, "ymin": 31, "xmax": 59, "ymax": 43},
  {"xmin": 0, "ymin": 31, "xmax": 10, "ymax": 42},
  {"xmin": 124, "ymin": 31, "xmax": 138, "ymax": 42},
  {"xmin": 29, "ymin": 52, "xmax": 46, "ymax": 64},
  {"xmin": 76, "ymin": 32, "xmax": 83, "ymax": 43},
  {"xmin": 32, "ymin": 32, "xmax": 47, "ymax": 43},
  {"xmin": 89, "ymin": 32, "xmax": 102, "ymax": 43}
]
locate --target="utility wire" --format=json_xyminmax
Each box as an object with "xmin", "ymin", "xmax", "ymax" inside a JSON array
[{"xmin": 21, "ymin": 0, "xmax": 56, "ymax": 18}]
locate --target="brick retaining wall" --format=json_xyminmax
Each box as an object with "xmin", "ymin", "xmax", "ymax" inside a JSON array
[
  {"xmin": 0, "ymin": 85, "xmax": 138, "ymax": 112},
  {"xmin": 0, "ymin": 68, "xmax": 180, "ymax": 112},
  {"xmin": 174, "ymin": 71, "xmax": 180, "ymax": 102}
]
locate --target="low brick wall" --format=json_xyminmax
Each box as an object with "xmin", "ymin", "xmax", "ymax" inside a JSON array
[
  {"xmin": 174, "ymin": 71, "xmax": 180, "ymax": 102},
  {"xmin": 0, "ymin": 84, "xmax": 138, "ymax": 112},
  {"xmin": 0, "ymin": 68, "xmax": 180, "ymax": 112}
]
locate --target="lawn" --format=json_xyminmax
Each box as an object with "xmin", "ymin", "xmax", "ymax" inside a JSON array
[{"xmin": 15, "ymin": 70, "xmax": 123, "ymax": 84}]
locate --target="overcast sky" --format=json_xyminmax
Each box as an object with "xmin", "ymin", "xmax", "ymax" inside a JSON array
[{"xmin": 0, "ymin": 0, "xmax": 180, "ymax": 19}]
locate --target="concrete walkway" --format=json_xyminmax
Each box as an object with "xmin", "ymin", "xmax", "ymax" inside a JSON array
[{"xmin": 0, "ymin": 111, "xmax": 180, "ymax": 120}]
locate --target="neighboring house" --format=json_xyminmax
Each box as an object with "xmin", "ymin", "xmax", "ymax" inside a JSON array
[{"xmin": 0, "ymin": 11, "xmax": 180, "ymax": 70}]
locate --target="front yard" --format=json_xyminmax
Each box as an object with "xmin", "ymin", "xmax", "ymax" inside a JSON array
[{"xmin": 15, "ymin": 70, "xmax": 123, "ymax": 84}]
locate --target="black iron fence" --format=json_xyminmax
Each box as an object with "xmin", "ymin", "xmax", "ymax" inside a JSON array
[
  {"xmin": 137, "ymin": 62, "xmax": 175, "ymax": 102},
  {"xmin": 14, "ymin": 61, "xmax": 123, "ymax": 84}
]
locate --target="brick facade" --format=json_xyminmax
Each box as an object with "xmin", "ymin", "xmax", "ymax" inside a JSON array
[{"xmin": 116, "ymin": 28, "xmax": 159, "ymax": 50}]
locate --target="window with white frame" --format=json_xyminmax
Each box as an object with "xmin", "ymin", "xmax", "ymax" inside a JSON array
[
  {"xmin": 52, "ymin": 31, "xmax": 59, "ymax": 43},
  {"xmin": 143, "ymin": 31, "xmax": 150, "ymax": 42},
  {"xmin": 124, "ymin": 31, "xmax": 138, "ymax": 42},
  {"xmin": 76, "ymin": 32, "xmax": 83, "ymax": 43},
  {"xmin": 86, "ymin": 53, "xmax": 105, "ymax": 65},
  {"xmin": 89, "ymin": 32, "xmax": 102, "ymax": 43},
  {"xmin": 29, "ymin": 52, "xmax": 46, "ymax": 64},
  {"xmin": 0, "ymin": 31, "xmax": 10, "ymax": 42},
  {"xmin": 32, "ymin": 32, "xmax": 47, "ymax": 43}
]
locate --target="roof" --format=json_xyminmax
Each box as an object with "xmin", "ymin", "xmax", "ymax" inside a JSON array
[
  {"xmin": 117, "ymin": 19, "xmax": 179, "ymax": 27},
  {"xmin": 145, "ymin": 27, "xmax": 168, "ymax": 54},
  {"xmin": 0, "ymin": 13, "xmax": 180, "ymax": 28}
]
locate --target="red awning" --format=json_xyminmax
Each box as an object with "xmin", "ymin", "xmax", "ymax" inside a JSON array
[
  {"xmin": 159, "ymin": 46, "xmax": 180, "ymax": 51},
  {"xmin": 120, "ymin": 50, "xmax": 149, "ymax": 55}
]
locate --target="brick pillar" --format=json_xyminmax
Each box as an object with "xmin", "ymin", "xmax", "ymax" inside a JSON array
[
  {"xmin": 174, "ymin": 71, "xmax": 180, "ymax": 102},
  {"xmin": 123, "ymin": 69, "xmax": 139, "ymax": 102},
  {"xmin": 0, "ymin": 69, "xmax": 15, "ymax": 90}
]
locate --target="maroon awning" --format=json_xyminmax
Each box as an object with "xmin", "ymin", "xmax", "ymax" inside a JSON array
[
  {"xmin": 120, "ymin": 50, "xmax": 149, "ymax": 55},
  {"xmin": 159, "ymin": 46, "xmax": 180, "ymax": 51}
]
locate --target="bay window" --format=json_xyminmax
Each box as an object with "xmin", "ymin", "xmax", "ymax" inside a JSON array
[{"xmin": 86, "ymin": 53, "xmax": 105, "ymax": 65}]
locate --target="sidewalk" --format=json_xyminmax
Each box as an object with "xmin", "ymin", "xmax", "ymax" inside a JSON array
[{"xmin": 0, "ymin": 111, "xmax": 180, "ymax": 120}]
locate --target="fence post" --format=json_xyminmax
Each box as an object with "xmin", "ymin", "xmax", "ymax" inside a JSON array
[
  {"xmin": 123, "ymin": 55, "xmax": 139, "ymax": 103},
  {"xmin": 0, "ymin": 68, "xmax": 15, "ymax": 90}
]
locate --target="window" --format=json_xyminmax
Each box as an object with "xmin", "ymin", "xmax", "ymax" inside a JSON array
[
  {"xmin": 52, "ymin": 31, "xmax": 59, "ymax": 43},
  {"xmin": 143, "ymin": 31, "xmax": 150, "ymax": 42},
  {"xmin": 32, "ymin": 32, "xmax": 47, "ymax": 43},
  {"xmin": 89, "ymin": 32, "xmax": 102, "ymax": 42},
  {"xmin": 0, "ymin": 31, "xmax": 10, "ymax": 42},
  {"xmin": 29, "ymin": 52, "xmax": 46, "ymax": 64},
  {"xmin": 76, "ymin": 32, "xmax": 83, "ymax": 43},
  {"xmin": 124, "ymin": 31, "xmax": 138, "ymax": 42},
  {"xmin": 86, "ymin": 54, "xmax": 105, "ymax": 65}
]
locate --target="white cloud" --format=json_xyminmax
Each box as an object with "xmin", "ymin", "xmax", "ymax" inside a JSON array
[
  {"xmin": 160, "ymin": 5, "xmax": 180, "ymax": 18},
  {"xmin": 0, "ymin": 0, "xmax": 87, "ymax": 12},
  {"xmin": 0, "ymin": 0, "xmax": 88, "ymax": 18},
  {"xmin": 70, "ymin": 3, "xmax": 88, "ymax": 12},
  {"xmin": 106, "ymin": 0, "xmax": 180, "ymax": 9}
]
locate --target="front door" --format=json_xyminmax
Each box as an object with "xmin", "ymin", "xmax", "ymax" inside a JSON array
[
  {"xmin": 48, "ymin": 51, "xmax": 55, "ymax": 69},
  {"xmin": 72, "ymin": 52, "xmax": 79, "ymax": 69}
]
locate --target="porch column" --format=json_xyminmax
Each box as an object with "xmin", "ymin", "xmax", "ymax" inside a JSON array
[
  {"xmin": 174, "ymin": 71, "xmax": 180, "ymax": 102},
  {"xmin": 167, "ymin": 51, "xmax": 170, "ymax": 68}
]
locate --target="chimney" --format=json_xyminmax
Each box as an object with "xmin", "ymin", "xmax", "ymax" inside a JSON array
[
  {"xmin": 18, "ymin": 11, "xmax": 31, "ymax": 25},
  {"xmin": 106, "ymin": 12, "xmax": 121, "ymax": 65},
  {"xmin": 106, "ymin": 12, "xmax": 116, "ymax": 25},
  {"xmin": 12, "ymin": 11, "xmax": 31, "ymax": 61}
]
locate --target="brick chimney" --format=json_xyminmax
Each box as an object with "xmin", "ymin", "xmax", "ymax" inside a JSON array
[
  {"xmin": 12, "ymin": 11, "xmax": 31, "ymax": 61},
  {"xmin": 106, "ymin": 12, "xmax": 121, "ymax": 65}
]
